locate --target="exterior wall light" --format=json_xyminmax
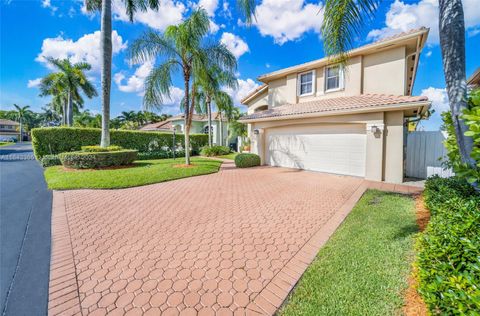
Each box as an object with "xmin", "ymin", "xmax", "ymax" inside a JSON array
[
  {"xmin": 254, "ymin": 129, "xmax": 260, "ymax": 135},
  {"xmin": 371, "ymin": 125, "xmax": 380, "ymax": 134}
]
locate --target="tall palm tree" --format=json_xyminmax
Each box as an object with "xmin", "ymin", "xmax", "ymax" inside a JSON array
[
  {"xmin": 321, "ymin": 0, "xmax": 476, "ymax": 170},
  {"xmin": 130, "ymin": 8, "xmax": 237, "ymax": 164},
  {"xmin": 39, "ymin": 58, "xmax": 97, "ymax": 126},
  {"xmin": 85, "ymin": 0, "xmax": 162, "ymax": 147},
  {"xmin": 13, "ymin": 104, "xmax": 31, "ymax": 142},
  {"xmin": 196, "ymin": 66, "xmax": 238, "ymax": 146}
]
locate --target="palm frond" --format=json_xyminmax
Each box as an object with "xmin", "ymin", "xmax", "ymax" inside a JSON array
[
  {"xmin": 129, "ymin": 29, "xmax": 178, "ymax": 64},
  {"xmin": 322, "ymin": 0, "xmax": 379, "ymax": 64},
  {"xmin": 237, "ymin": 0, "xmax": 256, "ymax": 24},
  {"xmin": 143, "ymin": 59, "xmax": 179, "ymax": 110}
]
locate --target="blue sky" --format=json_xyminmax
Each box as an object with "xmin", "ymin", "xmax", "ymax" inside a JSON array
[{"xmin": 1, "ymin": 0, "xmax": 479, "ymax": 130}]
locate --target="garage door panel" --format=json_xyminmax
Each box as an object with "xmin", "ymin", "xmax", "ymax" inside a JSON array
[{"xmin": 266, "ymin": 124, "xmax": 366, "ymax": 177}]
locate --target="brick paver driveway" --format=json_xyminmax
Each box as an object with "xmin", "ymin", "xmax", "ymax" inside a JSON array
[{"xmin": 49, "ymin": 161, "xmax": 406, "ymax": 315}]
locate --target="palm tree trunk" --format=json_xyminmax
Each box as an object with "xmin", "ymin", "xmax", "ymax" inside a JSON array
[
  {"xmin": 183, "ymin": 75, "xmax": 191, "ymax": 165},
  {"xmin": 100, "ymin": 0, "xmax": 112, "ymax": 147},
  {"xmin": 62, "ymin": 100, "xmax": 67, "ymax": 125},
  {"xmin": 67, "ymin": 90, "xmax": 73, "ymax": 126},
  {"xmin": 219, "ymin": 112, "xmax": 223, "ymax": 146},
  {"xmin": 439, "ymin": 0, "xmax": 475, "ymax": 170},
  {"xmin": 206, "ymin": 96, "xmax": 212, "ymax": 146},
  {"xmin": 19, "ymin": 119, "xmax": 23, "ymax": 143}
]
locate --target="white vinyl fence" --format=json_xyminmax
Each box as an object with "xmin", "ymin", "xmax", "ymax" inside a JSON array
[{"xmin": 405, "ymin": 131, "xmax": 454, "ymax": 179}]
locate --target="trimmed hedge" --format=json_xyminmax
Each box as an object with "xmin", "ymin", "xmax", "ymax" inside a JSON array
[
  {"xmin": 137, "ymin": 150, "xmax": 186, "ymax": 160},
  {"xmin": 81, "ymin": 145, "xmax": 123, "ymax": 152},
  {"xmin": 417, "ymin": 176, "xmax": 480, "ymax": 314},
  {"xmin": 59, "ymin": 150, "xmax": 138, "ymax": 169},
  {"xmin": 200, "ymin": 145, "xmax": 231, "ymax": 157},
  {"xmin": 234, "ymin": 153, "xmax": 261, "ymax": 168},
  {"xmin": 31, "ymin": 127, "xmax": 208, "ymax": 159},
  {"xmin": 40, "ymin": 154, "xmax": 61, "ymax": 167}
]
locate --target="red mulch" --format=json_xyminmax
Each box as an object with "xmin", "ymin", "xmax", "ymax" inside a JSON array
[{"xmin": 403, "ymin": 194, "xmax": 429, "ymax": 316}]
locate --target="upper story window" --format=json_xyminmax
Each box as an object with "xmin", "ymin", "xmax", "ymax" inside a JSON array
[
  {"xmin": 325, "ymin": 65, "xmax": 343, "ymax": 92},
  {"xmin": 297, "ymin": 70, "xmax": 315, "ymax": 96}
]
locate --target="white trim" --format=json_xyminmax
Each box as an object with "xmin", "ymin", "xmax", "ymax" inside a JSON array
[
  {"xmin": 325, "ymin": 65, "xmax": 344, "ymax": 93},
  {"xmin": 297, "ymin": 70, "xmax": 316, "ymax": 97}
]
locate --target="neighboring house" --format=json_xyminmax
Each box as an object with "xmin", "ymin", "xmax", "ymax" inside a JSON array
[
  {"xmin": 0, "ymin": 119, "xmax": 20, "ymax": 141},
  {"xmin": 467, "ymin": 67, "xmax": 480, "ymax": 87},
  {"xmin": 239, "ymin": 27, "xmax": 431, "ymax": 184},
  {"xmin": 140, "ymin": 112, "xmax": 229, "ymax": 146}
]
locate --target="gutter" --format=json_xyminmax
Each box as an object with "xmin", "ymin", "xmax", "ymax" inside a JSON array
[{"xmin": 238, "ymin": 101, "xmax": 431, "ymax": 123}]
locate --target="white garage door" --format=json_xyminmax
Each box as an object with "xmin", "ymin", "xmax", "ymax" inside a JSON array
[{"xmin": 266, "ymin": 123, "xmax": 367, "ymax": 177}]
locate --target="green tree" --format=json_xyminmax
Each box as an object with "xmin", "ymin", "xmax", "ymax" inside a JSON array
[
  {"xmin": 39, "ymin": 58, "xmax": 97, "ymax": 126},
  {"xmin": 130, "ymin": 8, "xmax": 236, "ymax": 164},
  {"xmin": 12, "ymin": 104, "xmax": 32, "ymax": 142},
  {"xmin": 195, "ymin": 66, "xmax": 238, "ymax": 146},
  {"xmin": 85, "ymin": 0, "xmax": 162, "ymax": 147}
]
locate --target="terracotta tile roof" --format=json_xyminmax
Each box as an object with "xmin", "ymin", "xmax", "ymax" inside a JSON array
[
  {"xmin": 240, "ymin": 94, "xmax": 429, "ymax": 121},
  {"xmin": 0, "ymin": 119, "xmax": 19, "ymax": 125},
  {"xmin": 140, "ymin": 112, "xmax": 226, "ymax": 131},
  {"xmin": 240, "ymin": 84, "xmax": 268, "ymax": 104},
  {"xmin": 468, "ymin": 67, "xmax": 480, "ymax": 86},
  {"xmin": 373, "ymin": 27, "xmax": 428, "ymax": 44}
]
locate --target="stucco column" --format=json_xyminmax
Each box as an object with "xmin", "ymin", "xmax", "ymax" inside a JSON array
[
  {"xmin": 250, "ymin": 125, "xmax": 265, "ymax": 165},
  {"xmin": 384, "ymin": 111, "xmax": 404, "ymax": 183},
  {"xmin": 365, "ymin": 123, "xmax": 384, "ymax": 182}
]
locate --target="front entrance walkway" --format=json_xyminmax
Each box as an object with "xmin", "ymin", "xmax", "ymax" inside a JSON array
[{"xmin": 48, "ymin": 161, "xmax": 420, "ymax": 315}]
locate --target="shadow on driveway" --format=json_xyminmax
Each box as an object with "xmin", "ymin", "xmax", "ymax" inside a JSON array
[{"xmin": 1, "ymin": 143, "xmax": 52, "ymax": 316}]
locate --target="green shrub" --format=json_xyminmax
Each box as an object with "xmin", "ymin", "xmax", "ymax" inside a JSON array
[
  {"xmin": 417, "ymin": 176, "xmax": 480, "ymax": 314},
  {"xmin": 200, "ymin": 145, "xmax": 231, "ymax": 157},
  {"xmin": 31, "ymin": 127, "xmax": 208, "ymax": 159},
  {"xmin": 40, "ymin": 154, "xmax": 61, "ymax": 167},
  {"xmin": 59, "ymin": 150, "xmax": 138, "ymax": 169},
  {"xmin": 81, "ymin": 145, "xmax": 123, "ymax": 152},
  {"xmin": 136, "ymin": 150, "xmax": 186, "ymax": 160},
  {"xmin": 234, "ymin": 153, "xmax": 261, "ymax": 168}
]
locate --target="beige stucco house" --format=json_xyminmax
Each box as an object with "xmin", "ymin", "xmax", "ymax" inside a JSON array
[
  {"xmin": 239, "ymin": 28, "xmax": 431, "ymax": 184},
  {"xmin": 140, "ymin": 112, "xmax": 229, "ymax": 146}
]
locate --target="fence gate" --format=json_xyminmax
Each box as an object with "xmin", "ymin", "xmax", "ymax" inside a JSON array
[{"xmin": 405, "ymin": 131, "xmax": 453, "ymax": 179}]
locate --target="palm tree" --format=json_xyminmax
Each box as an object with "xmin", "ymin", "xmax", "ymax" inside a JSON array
[
  {"xmin": 130, "ymin": 8, "xmax": 237, "ymax": 164},
  {"xmin": 195, "ymin": 65, "xmax": 238, "ymax": 146},
  {"xmin": 13, "ymin": 104, "xmax": 31, "ymax": 142},
  {"xmin": 85, "ymin": 0, "xmax": 162, "ymax": 147},
  {"xmin": 319, "ymin": 0, "xmax": 476, "ymax": 177},
  {"xmin": 118, "ymin": 110, "xmax": 137, "ymax": 123},
  {"xmin": 39, "ymin": 58, "xmax": 97, "ymax": 126}
]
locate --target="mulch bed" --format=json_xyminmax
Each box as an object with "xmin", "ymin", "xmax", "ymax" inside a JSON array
[{"xmin": 403, "ymin": 194, "xmax": 429, "ymax": 316}]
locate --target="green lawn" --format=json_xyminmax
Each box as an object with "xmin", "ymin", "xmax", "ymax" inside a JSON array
[
  {"xmin": 0, "ymin": 142, "xmax": 14, "ymax": 147},
  {"xmin": 217, "ymin": 152, "xmax": 238, "ymax": 160},
  {"xmin": 280, "ymin": 190, "xmax": 417, "ymax": 316},
  {"xmin": 44, "ymin": 157, "xmax": 223, "ymax": 190}
]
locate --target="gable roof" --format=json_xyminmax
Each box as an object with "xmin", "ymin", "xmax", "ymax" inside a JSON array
[
  {"xmin": 239, "ymin": 94, "xmax": 430, "ymax": 122},
  {"xmin": 240, "ymin": 84, "xmax": 268, "ymax": 104},
  {"xmin": 139, "ymin": 112, "xmax": 226, "ymax": 131},
  {"xmin": 0, "ymin": 119, "xmax": 19, "ymax": 126}
]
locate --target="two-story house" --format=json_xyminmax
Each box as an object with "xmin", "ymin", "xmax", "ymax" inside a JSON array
[
  {"xmin": 239, "ymin": 28, "xmax": 431, "ymax": 184},
  {"xmin": 0, "ymin": 119, "xmax": 21, "ymax": 141}
]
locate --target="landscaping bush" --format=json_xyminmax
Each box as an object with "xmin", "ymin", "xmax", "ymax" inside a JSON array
[
  {"xmin": 31, "ymin": 127, "xmax": 208, "ymax": 159},
  {"xmin": 81, "ymin": 145, "xmax": 123, "ymax": 152},
  {"xmin": 136, "ymin": 150, "xmax": 186, "ymax": 160},
  {"xmin": 200, "ymin": 145, "xmax": 231, "ymax": 157},
  {"xmin": 234, "ymin": 153, "xmax": 261, "ymax": 168},
  {"xmin": 40, "ymin": 154, "xmax": 61, "ymax": 167},
  {"xmin": 417, "ymin": 176, "xmax": 480, "ymax": 314},
  {"xmin": 59, "ymin": 150, "xmax": 138, "ymax": 169}
]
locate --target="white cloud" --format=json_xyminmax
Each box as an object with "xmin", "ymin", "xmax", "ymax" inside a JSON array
[
  {"xmin": 422, "ymin": 87, "xmax": 449, "ymax": 113},
  {"xmin": 220, "ymin": 32, "xmax": 249, "ymax": 59},
  {"xmin": 27, "ymin": 78, "xmax": 42, "ymax": 88},
  {"xmin": 114, "ymin": 60, "xmax": 154, "ymax": 95},
  {"xmin": 41, "ymin": 0, "xmax": 58, "ymax": 14},
  {"xmin": 252, "ymin": 0, "xmax": 324, "ymax": 45},
  {"xmin": 224, "ymin": 78, "xmax": 260, "ymax": 106},
  {"xmin": 425, "ymin": 50, "xmax": 432, "ymax": 57},
  {"xmin": 35, "ymin": 31, "xmax": 127, "ymax": 73},
  {"xmin": 112, "ymin": 0, "xmax": 185, "ymax": 31},
  {"xmin": 197, "ymin": 0, "xmax": 219, "ymax": 17},
  {"xmin": 368, "ymin": 0, "xmax": 480, "ymax": 45},
  {"xmin": 165, "ymin": 86, "xmax": 184, "ymax": 105},
  {"xmin": 209, "ymin": 19, "xmax": 220, "ymax": 33}
]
